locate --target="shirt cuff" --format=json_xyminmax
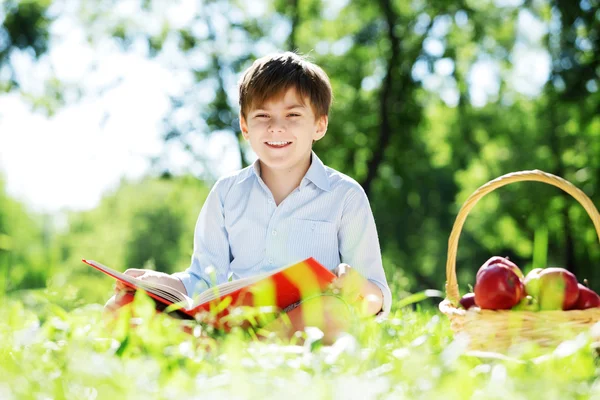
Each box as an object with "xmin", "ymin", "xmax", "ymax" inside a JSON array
[
  {"xmin": 171, "ymin": 271, "xmax": 210, "ymax": 298},
  {"xmin": 369, "ymin": 279, "xmax": 392, "ymax": 319}
]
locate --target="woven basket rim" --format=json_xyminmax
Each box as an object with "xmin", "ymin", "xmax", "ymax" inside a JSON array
[{"xmin": 439, "ymin": 299, "xmax": 600, "ymax": 317}]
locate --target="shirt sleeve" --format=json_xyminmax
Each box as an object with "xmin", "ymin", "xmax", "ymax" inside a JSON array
[
  {"xmin": 172, "ymin": 178, "xmax": 232, "ymax": 297},
  {"xmin": 338, "ymin": 186, "xmax": 392, "ymax": 317}
]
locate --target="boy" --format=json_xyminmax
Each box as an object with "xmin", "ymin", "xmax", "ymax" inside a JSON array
[{"xmin": 109, "ymin": 52, "xmax": 391, "ymax": 341}]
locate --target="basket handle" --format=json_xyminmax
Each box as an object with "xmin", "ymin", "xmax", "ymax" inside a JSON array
[{"xmin": 445, "ymin": 169, "xmax": 600, "ymax": 305}]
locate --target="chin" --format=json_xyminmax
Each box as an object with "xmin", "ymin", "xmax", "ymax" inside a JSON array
[
  {"xmin": 256, "ymin": 147, "xmax": 312, "ymax": 173},
  {"xmin": 258, "ymin": 152, "xmax": 294, "ymax": 167},
  {"xmin": 260, "ymin": 159, "xmax": 294, "ymax": 171}
]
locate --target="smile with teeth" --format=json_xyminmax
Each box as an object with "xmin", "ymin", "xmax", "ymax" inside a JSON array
[{"xmin": 266, "ymin": 141, "xmax": 292, "ymax": 148}]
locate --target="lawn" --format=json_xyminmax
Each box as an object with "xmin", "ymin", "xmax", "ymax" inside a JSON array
[{"xmin": 2, "ymin": 288, "xmax": 600, "ymax": 400}]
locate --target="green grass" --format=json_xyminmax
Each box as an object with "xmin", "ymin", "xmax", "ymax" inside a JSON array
[{"xmin": 2, "ymin": 288, "xmax": 600, "ymax": 399}]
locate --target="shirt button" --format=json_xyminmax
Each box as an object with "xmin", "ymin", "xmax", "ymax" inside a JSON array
[{"xmin": 272, "ymin": 230, "xmax": 277, "ymax": 236}]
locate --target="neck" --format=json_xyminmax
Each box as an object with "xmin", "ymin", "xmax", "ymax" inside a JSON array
[{"xmin": 260, "ymin": 156, "xmax": 312, "ymax": 205}]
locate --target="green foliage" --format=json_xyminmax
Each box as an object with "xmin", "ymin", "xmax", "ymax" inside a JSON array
[
  {"xmin": 3, "ymin": 0, "xmax": 600, "ymax": 332},
  {"xmin": 1, "ymin": 0, "xmax": 52, "ymax": 58},
  {"xmin": 0, "ymin": 177, "xmax": 53, "ymax": 293},
  {"xmin": 0, "ymin": 173, "xmax": 211, "ymax": 309},
  {"xmin": 126, "ymin": 204, "xmax": 185, "ymax": 273},
  {"xmin": 3, "ymin": 292, "xmax": 600, "ymax": 398},
  {"xmin": 64, "ymin": 175, "xmax": 207, "ymax": 265},
  {"xmin": 47, "ymin": 175, "xmax": 209, "ymax": 306},
  {"xmin": 0, "ymin": 0, "xmax": 55, "ymax": 98},
  {"xmin": 3, "ymin": 4, "xmax": 600, "ymax": 396}
]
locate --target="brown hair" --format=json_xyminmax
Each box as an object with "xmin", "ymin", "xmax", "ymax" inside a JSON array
[{"xmin": 238, "ymin": 52, "xmax": 333, "ymax": 119}]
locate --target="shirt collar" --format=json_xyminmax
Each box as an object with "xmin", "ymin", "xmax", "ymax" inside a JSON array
[
  {"xmin": 235, "ymin": 162, "xmax": 259, "ymax": 184},
  {"xmin": 303, "ymin": 151, "xmax": 331, "ymax": 192},
  {"xmin": 235, "ymin": 151, "xmax": 331, "ymax": 192}
]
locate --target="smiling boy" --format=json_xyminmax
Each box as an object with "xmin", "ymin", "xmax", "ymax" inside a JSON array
[{"xmin": 110, "ymin": 52, "xmax": 392, "ymax": 340}]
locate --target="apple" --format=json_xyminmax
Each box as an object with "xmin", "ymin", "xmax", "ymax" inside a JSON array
[
  {"xmin": 513, "ymin": 295, "xmax": 539, "ymax": 311},
  {"xmin": 459, "ymin": 293, "xmax": 477, "ymax": 310},
  {"xmin": 524, "ymin": 268, "xmax": 544, "ymax": 298},
  {"xmin": 570, "ymin": 283, "xmax": 600, "ymax": 310},
  {"xmin": 536, "ymin": 267, "xmax": 579, "ymax": 310},
  {"xmin": 476, "ymin": 256, "xmax": 524, "ymax": 281},
  {"xmin": 474, "ymin": 264, "xmax": 525, "ymax": 310}
]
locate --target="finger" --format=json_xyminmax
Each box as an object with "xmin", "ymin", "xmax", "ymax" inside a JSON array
[
  {"xmin": 335, "ymin": 263, "xmax": 351, "ymax": 277},
  {"xmin": 117, "ymin": 269, "xmax": 146, "ymax": 291},
  {"xmin": 137, "ymin": 271, "xmax": 167, "ymax": 285},
  {"xmin": 114, "ymin": 281, "xmax": 136, "ymax": 294},
  {"xmin": 332, "ymin": 273, "xmax": 346, "ymax": 289},
  {"xmin": 123, "ymin": 268, "xmax": 147, "ymax": 277},
  {"xmin": 342, "ymin": 286, "xmax": 362, "ymax": 303},
  {"xmin": 114, "ymin": 281, "xmax": 124, "ymax": 293},
  {"xmin": 336, "ymin": 275, "xmax": 364, "ymax": 299},
  {"xmin": 104, "ymin": 295, "xmax": 119, "ymax": 312}
]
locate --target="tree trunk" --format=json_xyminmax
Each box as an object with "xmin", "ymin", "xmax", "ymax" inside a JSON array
[
  {"xmin": 362, "ymin": 0, "xmax": 400, "ymax": 197},
  {"xmin": 548, "ymin": 96, "xmax": 577, "ymax": 274},
  {"xmin": 286, "ymin": 0, "xmax": 299, "ymax": 51}
]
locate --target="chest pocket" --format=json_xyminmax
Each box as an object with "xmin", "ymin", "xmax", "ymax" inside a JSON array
[{"xmin": 284, "ymin": 219, "xmax": 339, "ymax": 269}]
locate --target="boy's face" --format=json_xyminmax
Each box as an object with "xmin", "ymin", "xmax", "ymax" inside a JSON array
[{"xmin": 240, "ymin": 87, "xmax": 328, "ymax": 173}]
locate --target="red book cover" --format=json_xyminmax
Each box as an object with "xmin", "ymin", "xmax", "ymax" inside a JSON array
[{"xmin": 83, "ymin": 258, "xmax": 337, "ymax": 328}]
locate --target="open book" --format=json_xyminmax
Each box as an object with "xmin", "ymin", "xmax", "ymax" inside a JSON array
[{"xmin": 83, "ymin": 258, "xmax": 337, "ymax": 325}]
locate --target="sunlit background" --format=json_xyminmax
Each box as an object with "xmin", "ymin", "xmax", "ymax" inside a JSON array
[
  {"xmin": 0, "ymin": 0, "xmax": 598, "ymax": 305},
  {"xmin": 1, "ymin": 0, "xmax": 553, "ymax": 213}
]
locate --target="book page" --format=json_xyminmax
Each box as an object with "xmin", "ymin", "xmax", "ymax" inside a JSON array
[
  {"xmin": 191, "ymin": 273, "xmax": 267, "ymax": 306},
  {"xmin": 191, "ymin": 264, "xmax": 300, "ymax": 307},
  {"xmin": 83, "ymin": 260, "xmax": 194, "ymax": 309}
]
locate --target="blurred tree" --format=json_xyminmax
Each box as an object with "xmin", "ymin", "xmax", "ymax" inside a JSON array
[
  {"xmin": 536, "ymin": 0, "xmax": 600, "ymax": 280},
  {"xmin": 437, "ymin": 0, "xmax": 600, "ymax": 288},
  {"xmin": 0, "ymin": 0, "xmax": 53, "ymax": 91},
  {"xmin": 59, "ymin": 175, "xmax": 209, "ymax": 277},
  {"xmin": 0, "ymin": 177, "xmax": 51, "ymax": 292},
  {"xmin": 126, "ymin": 204, "xmax": 185, "ymax": 273},
  {"xmin": 0, "ymin": 0, "xmax": 68, "ymax": 114},
  {"xmin": 3, "ymin": 0, "xmax": 600, "ymax": 297}
]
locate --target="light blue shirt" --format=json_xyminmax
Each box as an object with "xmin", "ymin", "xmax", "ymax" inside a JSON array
[{"xmin": 173, "ymin": 152, "xmax": 392, "ymax": 315}]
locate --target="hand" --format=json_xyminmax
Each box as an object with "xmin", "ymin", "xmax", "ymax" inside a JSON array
[
  {"xmin": 332, "ymin": 263, "xmax": 384, "ymax": 316},
  {"xmin": 114, "ymin": 269, "xmax": 187, "ymax": 296},
  {"xmin": 105, "ymin": 269, "xmax": 186, "ymax": 315},
  {"xmin": 104, "ymin": 291, "xmax": 136, "ymax": 312},
  {"xmin": 332, "ymin": 263, "xmax": 365, "ymax": 303}
]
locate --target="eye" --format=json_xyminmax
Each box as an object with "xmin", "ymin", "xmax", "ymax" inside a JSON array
[
  {"xmin": 254, "ymin": 114, "xmax": 269, "ymax": 118},
  {"xmin": 287, "ymin": 113, "xmax": 301, "ymax": 117}
]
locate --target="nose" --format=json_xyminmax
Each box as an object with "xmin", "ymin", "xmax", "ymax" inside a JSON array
[{"xmin": 268, "ymin": 118, "xmax": 286, "ymax": 133}]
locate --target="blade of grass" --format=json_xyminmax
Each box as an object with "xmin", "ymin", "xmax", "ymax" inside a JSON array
[
  {"xmin": 533, "ymin": 226, "xmax": 548, "ymax": 270},
  {"xmin": 396, "ymin": 289, "xmax": 444, "ymax": 309}
]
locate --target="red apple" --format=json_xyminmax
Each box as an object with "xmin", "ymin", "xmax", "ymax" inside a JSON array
[
  {"xmin": 459, "ymin": 293, "xmax": 477, "ymax": 310},
  {"xmin": 570, "ymin": 283, "xmax": 600, "ymax": 310},
  {"xmin": 474, "ymin": 264, "xmax": 525, "ymax": 310},
  {"xmin": 476, "ymin": 256, "xmax": 524, "ymax": 282},
  {"xmin": 537, "ymin": 267, "xmax": 579, "ymax": 310}
]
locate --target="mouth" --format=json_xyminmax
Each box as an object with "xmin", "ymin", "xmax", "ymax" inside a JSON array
[{"xmin": 265, "ymin": 141, "xmax": 292, "ymax": 149}]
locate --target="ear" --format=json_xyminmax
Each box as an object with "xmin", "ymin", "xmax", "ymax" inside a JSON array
[
  {"xmin": 239, "ymin": 113, "xmax": 249, "ymax": 140},
  {"xmin": 313, "ymin": 115, "xmax": 328, "ymax": 141}
]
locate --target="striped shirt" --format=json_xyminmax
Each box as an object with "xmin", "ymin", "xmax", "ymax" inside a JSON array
[{"xmin": 173, "ymin": 152, "xmax": 392, "ymax": 315}]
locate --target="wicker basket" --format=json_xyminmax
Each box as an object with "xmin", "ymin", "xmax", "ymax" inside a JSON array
[{"xmin": 439, "ymin": 170, "xmax": 600, "ymax": 352}]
